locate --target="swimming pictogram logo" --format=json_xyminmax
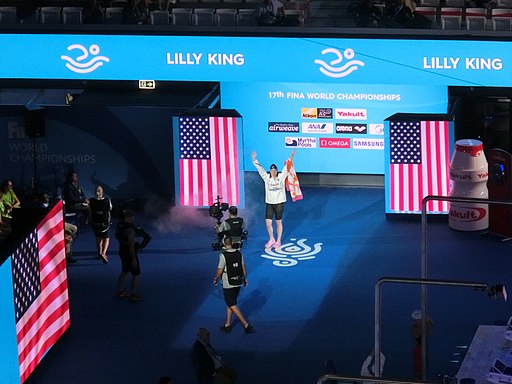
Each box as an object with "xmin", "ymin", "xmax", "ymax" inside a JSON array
[
  {"xmin": 61, "ymin": 44, "xmax": 110, "ymax": 74},
  {"xmin": 261, "ymin": 238, "xmax": 323, "ymax": 267},
  {"xmin": 314, "ymin": 48, "xmax": 364, "ymax": 78}
]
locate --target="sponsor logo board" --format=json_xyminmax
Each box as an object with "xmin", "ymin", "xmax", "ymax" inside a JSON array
[
  {"xmin": 268, "ymin": 122, "xmax": 300, "ymax": 132},
  {"xmin": 301, "ymin": 108, "xmax": 317, "ymax": 119},
  {"xmin": 319, "ymin": 137, "xmax": 351, "ymax": 148},
  {"xmin": 285, "ymin": 137, "xmax": 317, "ymax": 148},
  {"xmin": 352, "ymin": 138, "xmax": 384, "ymax": 150},
  {"xmin": 317, "ymin": 108, "xmax": 333, "ymax": 119},
  {"xmin": 301, "ymin": 123, "xmax": 334, "ymax": 134},
  {"xmin": 369, "ymin": 123, "xmax": 384, "ymax": 135},
  {"xmin": 335, "ymin": 108, "xmax": 367, "ymax": 120},
  {"xmin": 335, "ymin": 123, "xmax": 367, "ymax": 134},
  {"xmin": 302, "ymin": 108, "xmax": 333, "ymax": 119}
]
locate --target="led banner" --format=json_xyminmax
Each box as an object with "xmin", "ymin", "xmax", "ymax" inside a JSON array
[
  {"xmin": 384, "ymin": 114, "xmax": 454, "ymax": 214},
  {"xmin": 222, "ymin": 82, "xmax": 447, "ymax": 174},
  {"xmin": 0, "ymin": 34, "xmax": 509, "ymax": 86},
  {"xmin": 172, "ymin": 112, "xmax": 245, "ymax": 208}
]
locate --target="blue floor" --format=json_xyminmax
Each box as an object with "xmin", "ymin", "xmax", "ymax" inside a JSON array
[{"xmin": 24, "ymin": 180, "xmax": 512, "ymax": 384}]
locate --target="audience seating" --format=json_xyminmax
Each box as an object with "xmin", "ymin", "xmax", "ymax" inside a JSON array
[
  {"xmin": 150, "ymin": 9, "xmax": 170, "ymax": 24},
  {"xmin": 0, "ymin": 6, "xmax": 17, "ymax": 24},
  {"xmin": 192, "ymin": 7, "xmax": 214, "ymax": 25},
  {"xmin": 444, "ymin": 0, "xmax": 466, "ymax": 7},
  {"xmin": 285, "ymin": 0, "xmax": 309, "ymax": 19},
  {"xmin": 171, "ymin": 7, "xmax": 192, "ymax": 25},
  {"xmin": 284, "ymin": 9, "xmax": 304, "ymax": 25},
  {"xmin": 440, "ymin": 7, "xmax": 463, "ymax": 29},
  {"xmin": 236, "ymin": 7, "xmax": 258, "ymax": 25},
  {"xmin": 415, "ymin": 6, "xmax": 437, "ymax": 24},
  {"xmin": 104, "ymin": 6, "xmax": 124, "ymax": 23},
  {"xmin": 0, "ymin": 0, "xmax": 509, "ymax": 29},
  {"xmin": 62, "ymin": 7, "xmax": 83, "ymax": 24},
  {"xmin": 39, "ymin": 6, "xmax": 61, "ymax": 23},
  {"xmin": 465, "ymin": 7, "xmax": 487, "ymax": 30},
  {"xmin": 214, "ymin": 8, "xmax": 237, "ymax": 25},
  {"xmin": 492, "ymin": 7, "xmax": 512, "ymax": 30},
  {"xmin": 497, "ymin": 0, "xmax": 512, "ymax": 8},
  {"xmin": 418, "ymin": 0, "xmax": 440, "ymax": 7}
]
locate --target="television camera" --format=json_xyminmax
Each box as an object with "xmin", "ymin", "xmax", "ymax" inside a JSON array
[
  {"xmin": 209, "ymin": 196, "xmax": 248, "ymax": 251},
  {"xmin": 115, "ymin": 208, "xmax": 151, "ymax": 252},
  {"xmin": 209, "ymin": 195, "xmax": 229, "ymax": 224},
  {"xmin": 134, "ymin": 225, "xmax": 151, "ymax": 251}
]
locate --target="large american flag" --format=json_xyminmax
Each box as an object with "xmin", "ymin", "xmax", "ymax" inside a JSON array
[
  {"xmin": 11, "ymin": 201, "xmax": 70, "ymax": 382},
  {"xmin": 179, "ymin": 116, "xmax": 240, "ymax": 207},
  {"xmin": 389, "ymin": 120, "xmax": 451, "ymax": 213}
]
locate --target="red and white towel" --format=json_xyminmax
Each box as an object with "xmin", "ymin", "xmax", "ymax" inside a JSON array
[{"xmin": 285, "ymin": 158, "xmax": 303, "ymax": 202}]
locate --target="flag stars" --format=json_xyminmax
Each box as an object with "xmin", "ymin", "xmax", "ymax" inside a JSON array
[
  {"xmin": 390, "ymin": 121, "xmax": 422, "ymax": 165},
  {"xmin": 179, "ymin": 117, "xmax": 212, "ymax": 160}
]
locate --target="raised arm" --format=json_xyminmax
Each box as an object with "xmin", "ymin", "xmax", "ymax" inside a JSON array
[
  {"xmin": 251, "ymin": 151, "xmax": 258, "ymax": 165},
  {"xmin": 252, "ymin": 151, "xmax": 268, "ymax": 179}
]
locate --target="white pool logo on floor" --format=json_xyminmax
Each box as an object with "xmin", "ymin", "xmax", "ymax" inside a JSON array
[{"xmin": 261, "ymin": 238, "xmax": 323, "ymax": 267}]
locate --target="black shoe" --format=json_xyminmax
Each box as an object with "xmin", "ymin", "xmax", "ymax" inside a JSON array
[
  {"xmin": 244, "ymin": 324, "xmax": 254, "ymax": 334},
  {"xmin": 220, "ymin": 325, "xmax": 231, "ymax": 333},
  {"xmin": 66, "ymin": 257, "xmax": 77, "ymax": 264}
]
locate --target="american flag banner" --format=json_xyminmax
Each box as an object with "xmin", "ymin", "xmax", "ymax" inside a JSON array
[
  {"xmin": 178, "ymin": 116, "xmax": 240, "ymax": 207},
  {"xmin": 11, "ymin": 201, "xmax": 70, "ymax": 383},
  {"xmin": 389, "ymin": 119, "xmax": 451, "ymax": 213}
]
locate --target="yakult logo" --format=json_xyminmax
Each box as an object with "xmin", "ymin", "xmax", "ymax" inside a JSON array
[
  {"xmin": 335, "ymin": 108, "xmax": 367, "ymax": 120},
  {"xmin": 449, "ymin": 207, "xmax": 487, "ymax": 222}
]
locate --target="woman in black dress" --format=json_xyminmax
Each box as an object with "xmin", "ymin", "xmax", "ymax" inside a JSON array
[{"xmin": 90, "ymin": 185, "xmax": 112, "ymax": 264}]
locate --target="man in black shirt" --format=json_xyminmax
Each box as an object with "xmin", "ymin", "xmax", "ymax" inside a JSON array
[{"xmin": 215, "ymin": 206, "xmax": 244, "ymax": 249}]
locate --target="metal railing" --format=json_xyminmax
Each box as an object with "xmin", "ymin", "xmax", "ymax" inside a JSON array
[
  {"xmin": 418, "ymin": 195, "xmax": 512, "ymax": 379},
  {"xmin": 321, "ymin": 196, "xmax": 511, "ymax": 384},
  {"xmin": 317, "ymin": 374, "xmax": 436, "ymax": 384}
]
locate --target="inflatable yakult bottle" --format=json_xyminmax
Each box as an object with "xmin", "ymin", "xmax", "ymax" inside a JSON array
[{"xmin": 448, "ymin": 139, "xmax": 489, "ymax": 231}]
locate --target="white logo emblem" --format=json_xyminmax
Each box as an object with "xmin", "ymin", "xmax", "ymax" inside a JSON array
[
  {"xmin": 261, "ymin": 238, "xmax": 323, "ymax": 267},
  {"xmin": 314, "ymin": 48, "xmax": 364, "ymax": 78},
  {"xmin": 369, "ymin": 124, "xmax": 384, "ymax": 135},
  {"xmin": 61, "ymin": 44, "xmax": 110, "ymax": 74}
]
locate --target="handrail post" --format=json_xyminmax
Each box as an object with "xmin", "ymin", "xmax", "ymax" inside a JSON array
[
  {"xmin": 421, "ymin": 197, "xmax": 428, "ymax": 380},
  {"xmin": 375, "ymin": 279, "xmax": 382, "ymax": 377}
]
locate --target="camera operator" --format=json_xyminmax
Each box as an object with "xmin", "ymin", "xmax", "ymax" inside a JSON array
[{"xmin": 216, "ymin": 206, "xmax": 245, "ymax": 249}]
